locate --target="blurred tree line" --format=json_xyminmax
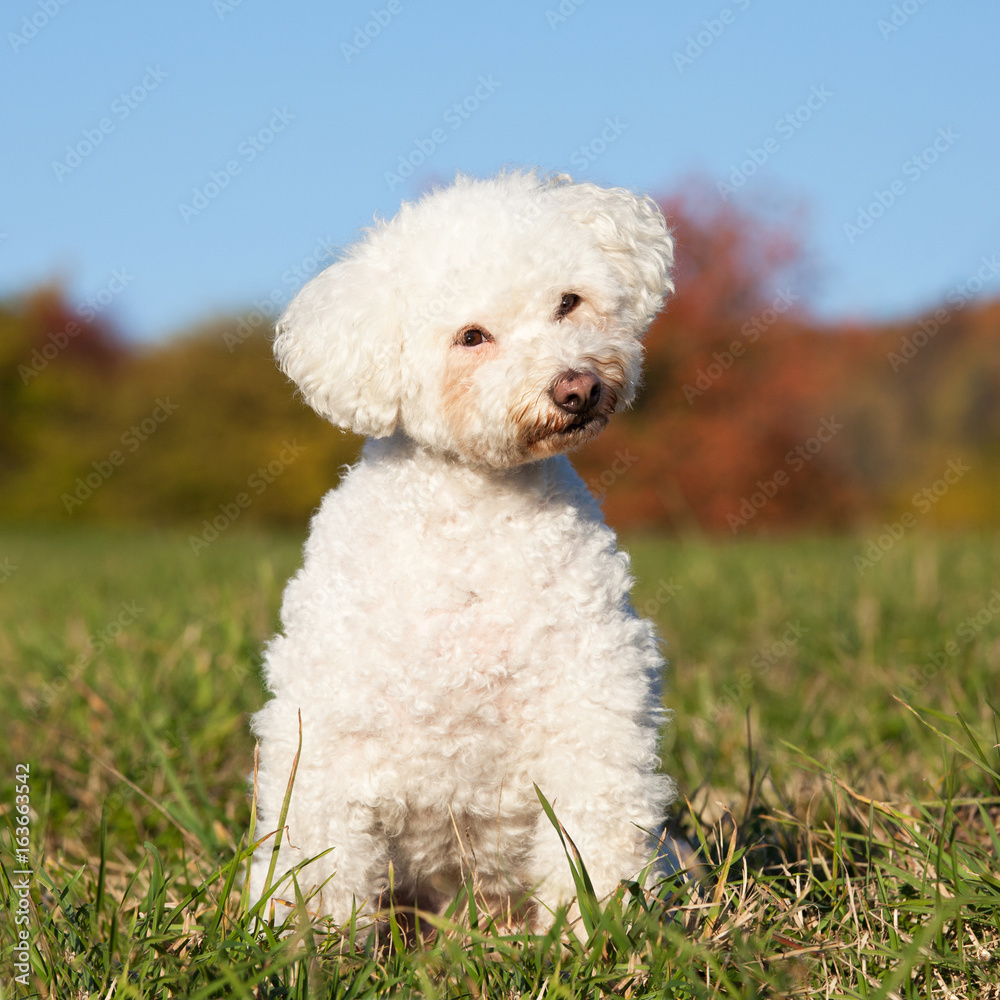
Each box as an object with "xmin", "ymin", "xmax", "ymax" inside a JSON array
[
  {"xmin": 2, "ymin": 187, "xmax": 998, "ymax": 534},
  {"xmin": 0, "ymin": 292, "xmax": 359, "ymax": 528},
  {"xmin": 578, "ymin": 186, "xmax": 1000, "ymax": 533}
]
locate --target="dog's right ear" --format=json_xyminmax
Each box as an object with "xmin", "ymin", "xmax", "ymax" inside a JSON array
[{"xmin": 273, "ymin": 252, "xmax": 402, "ymax": 438}]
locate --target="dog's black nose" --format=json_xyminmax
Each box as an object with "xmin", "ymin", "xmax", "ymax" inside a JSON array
[{"xmin": 552, "ymin": 370, "xmax": 602, "ymax": 414}]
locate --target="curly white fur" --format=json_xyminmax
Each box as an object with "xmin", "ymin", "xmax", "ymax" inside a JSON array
[{"xmin": 251, "ymin": 170, "xmax": 676, "ymax": 929}]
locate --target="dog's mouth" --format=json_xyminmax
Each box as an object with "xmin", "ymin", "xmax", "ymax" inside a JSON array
[
  {"xmin": 523, "ymin": 410, "xmax": 610, "ymax": 455},
  {"xmin": 554, "ymin": 411, "xmax": 609, "ymax": 440}
]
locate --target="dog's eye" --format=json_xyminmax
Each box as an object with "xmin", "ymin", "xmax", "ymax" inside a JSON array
[
  {"xmin": 458, "ymin": 327, "xmax": 489, "ymax": 347},
  {"xmin": 557, "ymin": 293, "xmax": 581, "ymax": 318}
]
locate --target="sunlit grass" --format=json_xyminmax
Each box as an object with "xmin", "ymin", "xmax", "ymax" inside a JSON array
[{"xmin": 1, "ymin": 528, "xmax": 998, "ymax": 997}]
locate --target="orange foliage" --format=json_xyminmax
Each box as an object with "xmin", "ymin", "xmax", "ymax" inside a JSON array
[{"xmin": 577, "ymin": 187, "xmax": 925, "ymax": 533}]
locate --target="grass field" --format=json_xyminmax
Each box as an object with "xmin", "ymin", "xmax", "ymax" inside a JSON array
[{"xmin": 1, "ymin": 527, "xmax": 998, "ymax": 998}]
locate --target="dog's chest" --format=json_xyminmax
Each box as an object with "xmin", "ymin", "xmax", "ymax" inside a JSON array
[
  {"xmin": 377, "ymin": 488, "xmax": 587, "ymax": 678},
  {"xmin": 279, "ymin": 448, "xmax": 636, "ymax": 739}
]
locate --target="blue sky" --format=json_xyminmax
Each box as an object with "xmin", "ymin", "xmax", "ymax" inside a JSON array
[{"xmin": 3, "ymin": 0, "xmax": 998, "ymax": 341}]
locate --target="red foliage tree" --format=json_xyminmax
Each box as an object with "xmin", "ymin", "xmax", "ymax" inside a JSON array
[
  {"xmin": 576, "ymin": 185, "xmax": 871, "ymax": 533},
  {"xmin": 21, "ymin": 285, "xmax": 126, "ymax": 374}
]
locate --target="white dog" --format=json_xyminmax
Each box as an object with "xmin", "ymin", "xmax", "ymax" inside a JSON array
[{"xmin": 250, "ymin": 170, "xmax": 676, "ymax": 929}]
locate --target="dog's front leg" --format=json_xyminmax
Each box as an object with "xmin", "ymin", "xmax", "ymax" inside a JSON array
[
  {"xmin": 524, "ymin": 734, "xmax": 670, "ymax": 930},
  {"xmin": 251, "ymin": 794, "xmax": 390, "ymax": 929}
]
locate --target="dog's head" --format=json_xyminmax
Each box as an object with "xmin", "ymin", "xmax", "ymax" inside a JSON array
[{"xmin": 274, "ymin": 171, "xmax": 673, "ymax": 468}]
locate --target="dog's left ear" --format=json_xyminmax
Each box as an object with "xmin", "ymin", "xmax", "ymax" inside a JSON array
[{"xmin": 546, "ymin": 177, "xmax": 674, "ymax": 333}]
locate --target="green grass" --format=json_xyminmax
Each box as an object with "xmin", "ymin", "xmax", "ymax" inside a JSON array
[{"xmin": 1, "ymin": 528, "xmax": 999, "ymax": 998}]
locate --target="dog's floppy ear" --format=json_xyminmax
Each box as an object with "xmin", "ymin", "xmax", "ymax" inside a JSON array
[
  {"xmin": 273, "ymin": 251, "xmax": 402, "ymax": 437},
  {"xmin": 545, "ymin": 175, "xmax": 674, "ymax": 332}
]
